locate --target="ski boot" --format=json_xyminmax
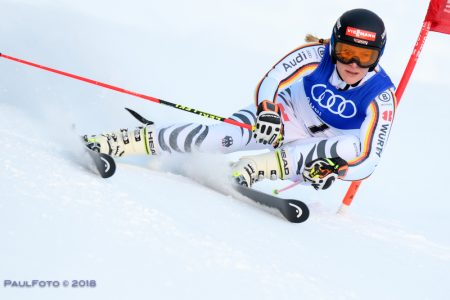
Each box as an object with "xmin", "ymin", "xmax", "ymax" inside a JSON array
[
  {"xmin": 84, "ymin": 124, "xmax": 159, "ymax": 157},
  {"xmin": 231, "ymin": 149, "xmax": 294, "ymax": 187}
]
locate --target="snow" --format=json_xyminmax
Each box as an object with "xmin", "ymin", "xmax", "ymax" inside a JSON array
[{"xmin": 1, "ymin": 0, "xmax": 450, "ymax": 299}]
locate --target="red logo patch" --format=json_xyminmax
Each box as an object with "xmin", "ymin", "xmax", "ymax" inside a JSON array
[
  {"xmin": 382, "ymin": 110, "xmax": 393, "ymax": 122},
  {"xmin": 345, "ymin": 27, "xmax": 376, "ymax": 41}
]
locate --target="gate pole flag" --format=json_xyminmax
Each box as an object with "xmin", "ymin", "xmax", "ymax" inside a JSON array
[
  {"xmin": 339, "ymin": 0, "xmax": 450, "ymax": 213},
  {"xmin": 425, "ymin": 0, "xmax": 450, "ymax": 34}
]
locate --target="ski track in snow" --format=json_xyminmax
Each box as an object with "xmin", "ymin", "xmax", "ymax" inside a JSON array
[{"xmin": 1, "ymin": 102, "xmax": 450, "ymax": 300}]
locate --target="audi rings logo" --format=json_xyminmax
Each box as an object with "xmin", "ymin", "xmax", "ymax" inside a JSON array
[{"xmin": 310, "ymin": 84, "xmax": 357, "ymax": 118}]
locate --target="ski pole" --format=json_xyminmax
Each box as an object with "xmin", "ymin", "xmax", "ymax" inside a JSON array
[{"xmin": 0, "ymin": 53, "xmax": 252, "ymax": 130}]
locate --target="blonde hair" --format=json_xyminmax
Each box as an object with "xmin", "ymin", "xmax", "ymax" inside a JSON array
[{"xmin": 305, "ymin": 34, "xmax": 330, "ymax": 45}]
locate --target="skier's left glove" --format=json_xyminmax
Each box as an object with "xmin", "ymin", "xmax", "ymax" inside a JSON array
[
  {"xmin": 253, "ymin": 100, "xmax": 284, "ymax": 148},
  {"xmin": 302, "ymin": 157, "xmax": 348, "ymax": 190}
]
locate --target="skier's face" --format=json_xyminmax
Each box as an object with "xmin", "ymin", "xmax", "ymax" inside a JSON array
[{"xmin": 336, "ymin": 61, "xmax": 369, "ymax": 85}]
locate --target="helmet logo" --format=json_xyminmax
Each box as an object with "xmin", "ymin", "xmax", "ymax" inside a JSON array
[
  {"xmin": 336, "ymin": 19, "xmax": 342, "ymax": 30},
  {"xmin": 345, "ymin": 27, "xmax": 376, "ymax": 41}
]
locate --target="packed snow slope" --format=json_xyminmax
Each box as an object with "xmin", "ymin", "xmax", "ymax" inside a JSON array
[{"xmin": 1, "ymin": 0, "xmax": 450, "ymax": 299}]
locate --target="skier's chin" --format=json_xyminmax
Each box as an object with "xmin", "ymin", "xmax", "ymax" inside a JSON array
[
  {"xmin": 342, "ymin": 70, "xmax": 363, "ymax": 84},
  {"xmin": 336, "ymin": 61, "xmax": 369, "ymax": 85}
]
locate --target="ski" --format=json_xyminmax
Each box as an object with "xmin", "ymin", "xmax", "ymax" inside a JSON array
[
  {"xmin": 86, "ymin": 148, "xmax": 116, "ymax": 178},
  {"xmin": 233, "ymin": 185, "xmax": 309, "ymax": 223}
]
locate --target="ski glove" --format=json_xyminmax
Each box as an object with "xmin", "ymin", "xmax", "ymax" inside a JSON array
[
  {"xmin": 253, "ymin": 100, "xmax": 284, "ymax": 148},
  {"xmin": 302, "ymin": 157, "xmax": 348, "ymax": 190}
]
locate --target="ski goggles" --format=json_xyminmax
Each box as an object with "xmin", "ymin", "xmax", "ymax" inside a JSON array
[{"xmin": 334, "ymin": 42, "xmax": 380, "ymax": 68}]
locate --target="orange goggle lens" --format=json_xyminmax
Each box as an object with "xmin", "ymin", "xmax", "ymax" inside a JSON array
[{"xmin": 334, "ymin": 42, "xmax": 380, "ymax": 68}]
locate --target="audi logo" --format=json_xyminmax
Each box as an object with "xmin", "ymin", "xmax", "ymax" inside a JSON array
[{"xmin": 310, "ymin": 84, "xmax": 357, "ymax": 118}]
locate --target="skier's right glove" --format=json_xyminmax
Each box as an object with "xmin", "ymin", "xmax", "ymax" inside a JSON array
[
  {"xmin": 253, "ymin": 100, "xmax": 284, "ymax": 148},
  {"xmin": 302, "ymin": 157, "xmax": 348, "ymax": 190}
]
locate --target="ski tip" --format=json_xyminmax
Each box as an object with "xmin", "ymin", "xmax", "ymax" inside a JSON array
[
  {"xmin": 86, "ymin": 148, "xmax": 116, "ymax": 178},
  {"xmin": 284, "ymin": 200, "xmax": 310, "ymax": 223},
  {"xmin": 98, "ymin": 153, "xmax": 116, "ymax": 178}
]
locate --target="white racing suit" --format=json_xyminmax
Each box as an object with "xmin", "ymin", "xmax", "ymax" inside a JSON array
[{"xmin": 96, "ymin": 43, "xmax": 397, "ymax": 183}]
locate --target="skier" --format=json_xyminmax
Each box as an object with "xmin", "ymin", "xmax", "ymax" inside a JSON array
[{"xmin": 85, "ymin": 8, "xmax": 396, "ymax": 191}]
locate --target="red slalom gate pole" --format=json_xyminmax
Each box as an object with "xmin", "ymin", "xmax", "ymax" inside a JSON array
[
  {"xmin": 0, "ymin": 53, "xmax": 252, "ymax": 130},
  {"xmin": 338, "ymin": 21, "xmax": 432, "ymax": 214}
]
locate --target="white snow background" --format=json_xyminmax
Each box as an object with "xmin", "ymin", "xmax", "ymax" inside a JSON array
[{"xmin": 1, "ymin": 0, "xmax": 449, "ymax": 299}]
